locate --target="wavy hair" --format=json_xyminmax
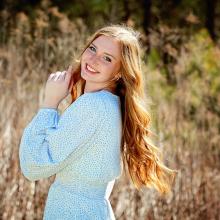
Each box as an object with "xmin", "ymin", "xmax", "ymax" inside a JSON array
[{"xmin": 68, "ymin": 23, "xmax": 178, "ymax": 195}]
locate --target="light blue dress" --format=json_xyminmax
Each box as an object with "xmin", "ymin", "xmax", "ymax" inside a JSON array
[{"xmin": 19, "ymin": 89, "xmax": 122, "ymax": 220}]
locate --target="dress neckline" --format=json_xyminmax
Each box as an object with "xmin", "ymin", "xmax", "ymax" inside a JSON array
[
  {"xmin": 100, "ymin": 89, "xmax": 120, "ymax": 99},
  {"xmin": 84, "ymin": 89, "xmax": 120, "ymax": 99}
]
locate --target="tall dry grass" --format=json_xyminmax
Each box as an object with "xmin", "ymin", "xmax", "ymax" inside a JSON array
[{"xmin": 0, "ymin": 7, "xmax": 220, "ymax": 220}]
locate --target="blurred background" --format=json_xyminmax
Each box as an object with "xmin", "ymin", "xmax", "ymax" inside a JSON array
[{"xmin": 0, "ymin": 0, "xmax": 220, "ymax": 219}]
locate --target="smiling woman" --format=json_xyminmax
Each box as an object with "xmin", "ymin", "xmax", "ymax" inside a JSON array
[
  {"xmin": 80, "ymin": 35, "xmax": 122, "ymax": 94},
  {"xmin": 19, "ymin": 23, "xmax": 177, "ymax": 220}
]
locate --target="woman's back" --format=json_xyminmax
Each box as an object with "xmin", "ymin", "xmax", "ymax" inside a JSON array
[{"xmin": 19, "ymin": 90, "xmax": 122, "ymax": 220}]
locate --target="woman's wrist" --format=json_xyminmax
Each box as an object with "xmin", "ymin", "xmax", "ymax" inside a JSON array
[{"xmin": 41, "ymin": 100, "xmax": 59, "ymax": 109}]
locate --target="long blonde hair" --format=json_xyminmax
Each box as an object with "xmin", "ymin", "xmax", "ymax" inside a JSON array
[{"xmin": 68, "ymin": 23, "xmax": 178, "ymax": 195}]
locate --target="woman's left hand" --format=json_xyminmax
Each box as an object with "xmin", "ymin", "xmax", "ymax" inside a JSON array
[{"xmin": 41, "ymin": 65, "xmax": 74, "ymax": 109}]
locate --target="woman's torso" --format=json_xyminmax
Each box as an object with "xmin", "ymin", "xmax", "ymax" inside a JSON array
[{"xmin": 43, "ymin": 90, "xmax": 122, "ymax": 220}]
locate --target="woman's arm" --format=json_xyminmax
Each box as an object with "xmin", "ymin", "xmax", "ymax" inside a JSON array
[{"xmin": 19, "ymin": 93, "xmax": 105, "ymax": 181}]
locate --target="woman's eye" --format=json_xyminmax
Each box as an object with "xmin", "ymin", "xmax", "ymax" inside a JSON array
[
  {"xmin": 89, "ymin": 46, "xmax": 96, "ymax": 52},
  {"xmin": 88, "ymin": 46, "xmax": 111, "ymax": 62},
  {"xmin": 104, "ymin": 56, "xmax": 112, "ymax": 62}
]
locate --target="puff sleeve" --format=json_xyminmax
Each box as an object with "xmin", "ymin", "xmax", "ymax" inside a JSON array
[{"xmin": 19, "ymin": 93, "xmax": 105, "ymax": 181}]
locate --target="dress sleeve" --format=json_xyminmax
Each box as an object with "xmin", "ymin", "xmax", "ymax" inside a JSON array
[{"xmin": 19, "ymin": 93, "xmax": 105, "ymax": 181}]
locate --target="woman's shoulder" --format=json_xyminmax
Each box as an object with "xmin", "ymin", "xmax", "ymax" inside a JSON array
[
  {"xmin": 63, "ymin": 90, "xmax": 120, "ymax": 119},
  {"xmin": 75, "ymin": 90, "xmax": 106, "ymax": 109},
  {"xmin": 75, "ymin": 89, "xmax": 119, "ymax": 108},
  {"xmin": 63, "ymin": 91, "xmax": 106, "ymax": 118}
]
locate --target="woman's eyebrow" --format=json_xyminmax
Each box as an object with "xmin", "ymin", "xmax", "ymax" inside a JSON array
[{"xmin": 91, "ymin": 43, "xmax": 116, "ymax": 60}]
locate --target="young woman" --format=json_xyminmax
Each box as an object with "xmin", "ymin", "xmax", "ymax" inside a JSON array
[{"xmin": 19, "ymin": 24, "xmax": 177, "ymax": 220}]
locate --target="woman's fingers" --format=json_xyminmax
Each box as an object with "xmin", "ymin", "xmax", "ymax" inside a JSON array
[
  {"xmin": 57, "ymin": 71, "xmax": 66, "ymax": 80},
  {"xmin": 54, "ymin": 71, "xmax": 62, "ymax": 81},
  {"xmin": 49, "ymin": 71, "xmax": 66, "ymax": 81},
  {"xmin": 48, "ymin": 73, "xmax": 55, "ymax": 80},
  {"xmin": 48, "ymin": 65, "xmax": 73, "ymax": 83},
  {"xmin": 65, "ymin": 65, "xmax": 73, "ymax": 82}
]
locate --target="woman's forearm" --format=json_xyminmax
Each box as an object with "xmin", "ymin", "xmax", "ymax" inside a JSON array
[{"xmin": 41, "ymin": 99, "xmax": 59, "ymax": 109}]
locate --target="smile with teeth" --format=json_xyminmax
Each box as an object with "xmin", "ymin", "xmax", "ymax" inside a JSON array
[{"xmin": 86, "ymin": 64, "xmax": 99, "ymax": 73}]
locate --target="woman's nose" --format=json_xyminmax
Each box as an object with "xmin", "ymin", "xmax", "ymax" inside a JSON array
[{"xmin": 90, "ymin": 54, "xmax": 100, "ymax": 64}]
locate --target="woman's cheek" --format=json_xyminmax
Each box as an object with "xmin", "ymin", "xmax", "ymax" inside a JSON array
[{"xmin": 82, "ymin": 50, "xmax": 90, "ymax": 59}]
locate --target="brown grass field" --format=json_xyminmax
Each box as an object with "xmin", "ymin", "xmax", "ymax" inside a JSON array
[{"xmin": 0, "ymin": 10, "xmax": 220, "ymax": 220}]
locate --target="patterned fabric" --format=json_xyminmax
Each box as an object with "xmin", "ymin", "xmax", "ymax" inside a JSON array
[{"xmin": 19, "ymin": 90, "xmax": 122, "ymax": 220}]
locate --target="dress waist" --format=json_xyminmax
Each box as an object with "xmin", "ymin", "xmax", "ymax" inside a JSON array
[{"xmin": 52, "ymin": 179, "xmax": 115, "ymax": 201}]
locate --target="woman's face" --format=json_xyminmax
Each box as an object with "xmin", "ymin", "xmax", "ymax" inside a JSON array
[{"xmin": 81, "ymin": 35, "xmax": 121, "ymax": 91}]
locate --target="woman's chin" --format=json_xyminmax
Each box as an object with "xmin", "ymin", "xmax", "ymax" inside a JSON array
[
  {"xmin": 82, "ymin": 70, "xmax": 97, "ymax": 78},
  {"xmin": 81, "ymin": 71, "xmax": 93, "ymax": 80}
]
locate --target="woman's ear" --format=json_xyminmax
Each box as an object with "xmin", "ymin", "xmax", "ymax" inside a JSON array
[{"xmin": 117, "ymin": 72, "xmax": 122, "ymax": 78}]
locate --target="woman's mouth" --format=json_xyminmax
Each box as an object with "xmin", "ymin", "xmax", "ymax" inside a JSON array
[{"xmin": 85, "ymin": 63, "xmax": 99, "ymax": 74}]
